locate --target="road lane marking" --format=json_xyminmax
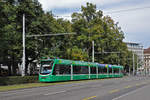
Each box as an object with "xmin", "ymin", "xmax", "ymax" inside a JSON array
[
  {"xmin": 109, "ymin": 89, "xmax": 119, "ymax": 94},
  {"xmin": 44, "ymin": 90, "xmax": 67, "ymax": 95},
  {"xmin": 124, "ymin": 85, "xmax": 132, "ymax": 89},
  {"xmin": 141, "ymin": 82, "xmax": 147, "ymax": 84},
  {"xmin": 83, "ymin": 96, "xmax": 97, "ymax": 100},
  {"xmin": 136, "ymin": 83, "xmax": 141, "ymax": 86},
  {"xmin": 112, "ymin": 84, "xmax": 147, "ymax": 100}
]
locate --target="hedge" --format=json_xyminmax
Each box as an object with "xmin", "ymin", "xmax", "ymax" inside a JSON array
[{"xmin": 0, "ymin": 76, "xmax": 38, "ymax": 86}]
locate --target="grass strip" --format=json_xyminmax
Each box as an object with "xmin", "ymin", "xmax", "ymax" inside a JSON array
[
  {"xmin": 0, "ymin": 77, "xmax": 122, "ymax": 92},
  {"xmin": 0, "ymin": 81, "xmax": 77, "ymax": 92}
]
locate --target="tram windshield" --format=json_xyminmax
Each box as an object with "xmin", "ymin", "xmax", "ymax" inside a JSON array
[{"xmin": 40, "ymin": 61, "xmax": 53, "ymax": 75}]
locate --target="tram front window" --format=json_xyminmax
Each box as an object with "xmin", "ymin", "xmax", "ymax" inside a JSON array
[{"xmin": 40, "ymin": 61, "xmax": 53, "ymax": 75}]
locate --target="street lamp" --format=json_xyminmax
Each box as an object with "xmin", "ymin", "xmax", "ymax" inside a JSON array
[
  {"xmin": 92, "ymin": 41, "xmax": 94, "ymax": 62},
  {"xmin": 22, "ymin": 14, "xmax": 25, "ymax": 77}
]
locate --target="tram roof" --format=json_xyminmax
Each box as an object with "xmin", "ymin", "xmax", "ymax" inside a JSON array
[
  {"xmin": 112, "ymin": 65, "xmax": 124, "ymax": 69},
  {"xmin": 97, "ymin": 64, "xmax": 111, "ymax": 68},
  {"xmin": 41, "ymin": 58, "xmax": 123, "ymax": 68},
  {"xmin": 97, "ymin": 64, "xmax": 123, "ymax": 68},
  {"xmin": 55, "ymin": 59, "xmax": 97, "ymax": 66}
]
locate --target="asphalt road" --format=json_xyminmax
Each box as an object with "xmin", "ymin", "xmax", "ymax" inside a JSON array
[{"xmin": 0, "ymin": 76, "xmax": 150, "ymax": 100}]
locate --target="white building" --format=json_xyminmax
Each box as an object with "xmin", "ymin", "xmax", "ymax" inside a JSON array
[{"xmin": 125, "ymin": 42, "xmax": 144, "ymax": 70}]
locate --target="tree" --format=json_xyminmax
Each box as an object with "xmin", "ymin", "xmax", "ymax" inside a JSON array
[
  {"xmin": 0, "ymin": 1, "xmax": 131, "ymax": 76},
  {"xmin": 0, "ymin": 0, "xmax": 21, "ymax": 75},
  {"xmin": 71, "ymin": 2, "xmax": 128, "ymax": 65},
  {"xmin": 16, "ymin": 1, "xmax": 73, "ymax": 74}
]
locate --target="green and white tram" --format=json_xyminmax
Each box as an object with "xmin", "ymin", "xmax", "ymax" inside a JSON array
[{"xmin": 39, "ymin": 58, "xmax": 123, "ymax": 82}]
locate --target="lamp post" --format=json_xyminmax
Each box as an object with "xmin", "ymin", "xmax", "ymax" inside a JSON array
[
  {"xmin": 92, "ymin": 41, "xmax": 94, "ymax": 62},
  {"xmin": 133, "ymin": 53, "xmax": 135, "ymax": 75},
  {"xmin": 22, "ymin": 14, "xmax": 25, "ymax": 77}
]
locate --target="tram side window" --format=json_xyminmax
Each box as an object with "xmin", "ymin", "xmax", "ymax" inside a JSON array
[
  {"xmin": 103, "ymin": 67, "xmax": 107, "ymax": 74},
  {"xmin": 73, "ymin": 65, "xmax": 81, "ymax": 74},
  {"xmin": 114, "ymin": 68, "xmax": 119, "ymax": 74},
  {"xmin": 98, "ymin": 67, "xmax": 103, "ymax": 74},
  {"xmin": 121, "ymin": 69, "xmax": 123, "ymax": 73},
  {"xmin": 53, "ymin": 64, "xmax": 71, "ymax": 75},
  {"xmin": 73, "ymin": 65, "xmax": 89, "ymax": 74},
  {"xmin": 109, "ymin": 68, "xmax": 112, "ymax": 74},
  {"xmin": 90, "ymin": 67, "xmax": 96, "ymax": 74},
  {"xmin": 81, "ymin": 66, "xmax": 89, "ymax": 74}
]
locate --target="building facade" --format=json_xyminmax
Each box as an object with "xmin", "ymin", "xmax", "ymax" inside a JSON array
[
  {"xmin": 144, "ymin": 47, "xmax": 150, "ymax": 74},
  {"xmin": 125, "ymin": 42, "xmax": 144, "ymax": 71}
]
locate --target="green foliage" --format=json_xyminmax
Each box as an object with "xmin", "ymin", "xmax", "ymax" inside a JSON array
[
  {"xmin": 71, "ymin": 2, "xmax": 128, "ymax": 66},
  {"xmin": 66, "ymin": 46, "xmax": 88, "ymax": 61},
  {"xmin": 0, "ymin": 1, "xmax": 131, "ymax": 76}
]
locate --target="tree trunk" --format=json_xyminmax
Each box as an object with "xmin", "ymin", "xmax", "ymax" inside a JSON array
[
  {"xmin": 0, "ymin": 64, "xmax": 1, "ymax": 76},
  {"xmin": 25, "ymin": 60, "xmax": 29, "ymax": 75},
  {"xmin": 8, "ymin": 62, "xmax": 12, "ymax": 76},
  {"xmin": 12, "ymin": 55, "xmax": 17, "ymax": 75}
]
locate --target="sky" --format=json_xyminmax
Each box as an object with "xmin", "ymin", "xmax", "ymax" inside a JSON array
[{"xmin": 39, "ymin": 0, "xmax": 150, "ymax": 49}]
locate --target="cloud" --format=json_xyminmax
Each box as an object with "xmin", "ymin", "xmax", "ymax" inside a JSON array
[
  {"xmin": 103, "ymin": 2, "xmax": 150, "ymax": 48},
  {"xmin": 39, "ymin": 0, "xmax": 125, "ymax": 10},
  {"xmin": 38, "ymin": 0, "xmax": 150, "ymax": 48}
]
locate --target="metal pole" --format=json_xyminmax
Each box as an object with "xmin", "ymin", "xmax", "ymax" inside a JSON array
[
  {"xmin": 96, "ymin": 66, "xmax": 98, "ymax": 78},
  {"xmin": 107, "ymin": 67, "xmax": 109, "ymax": 77},
  {"xmin": 71, "ymin": 64, "xmax": 73, "ymax": 80},
  {"xmin": 137, "ymin": 57, "xmax": 138, "ymax": 75},
  {"xmin": 26, "ymin": 33, "xmax": 76, "ymax": 37},
  {"xmin": 22, "ymin": 14, "xmax": 25, "ymax": 77},
  {"xmin": 92, "ymin": 41, "xmax": 94, "ymax": 62},
  {"xmin": 89, "ymin": 66, "xmax": 91, "ymax": 79},
  {"xmin": 133, "ymin": 53, "xmax": 135, "ymax": 75},
  {"xmin": 129, "ymin": 66, "xmax": 131, "ymax": 76}
]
